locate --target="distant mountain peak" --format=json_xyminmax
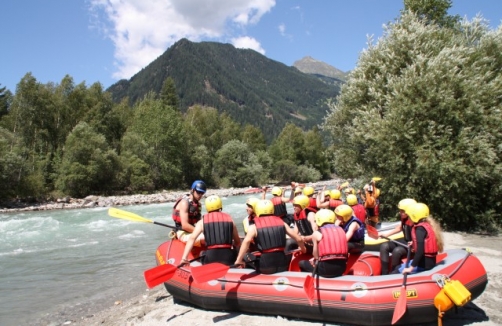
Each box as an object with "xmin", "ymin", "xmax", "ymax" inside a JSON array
[{"xmin": 293, "ymin": 56, "xmax": 348, "ymax": 81}]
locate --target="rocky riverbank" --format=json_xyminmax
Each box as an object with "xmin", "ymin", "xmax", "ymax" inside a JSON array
[{"xmin": 0, "ymin": 179, "xmax": 344, "ymax": 213}]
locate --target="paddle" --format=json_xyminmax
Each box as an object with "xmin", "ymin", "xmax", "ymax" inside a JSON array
[
  {"xmin": 338, "ymin": 181, "xmax": 349, "ymax": 189},
  {"xmin": 392, "ymin": 245, "xmax": 412, "ymax": 324},
  {"xmin": 190, "ymin": 262, "xmax": 238, "ymax": 283},
  {"xmin": 108, "ymin": 207, "xmax": 176, "ymax": 228},
  {"xmin": 304, "ymin": 260, "xmax": 319, "ymax": 305},
  {"xmin": 144, "ymin": 257, "xmax": 200, "ymax": 288},
  {"xmin": 372, "ymin": 177, "xmax": 382, "ymax": 182},
  {"xmin": 367, "ymin": 225, "xmax": 408, "ymax": 249},
  {"xmin": 366, "ymin": 224, "xmax": 380, "ymax": 239}
]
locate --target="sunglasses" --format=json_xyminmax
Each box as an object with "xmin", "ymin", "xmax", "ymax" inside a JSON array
[{"xmin": 194, "ymin": 190, "xmax": 205, "ymax": 195}]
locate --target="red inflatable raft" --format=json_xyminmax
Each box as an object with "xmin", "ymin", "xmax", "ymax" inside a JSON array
[{"xmin": 153, "ymin": 239, "xmax": 487, "ymax": 326}]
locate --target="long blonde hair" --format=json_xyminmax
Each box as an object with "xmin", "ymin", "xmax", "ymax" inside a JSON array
[{"xmin": 425, "ymin": 216, "xmax": 444, "ymax": 253}]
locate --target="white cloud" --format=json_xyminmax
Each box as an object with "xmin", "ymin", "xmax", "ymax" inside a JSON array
[
  {"xmin": 231, "ymin": 36, "xmax": 265, "ymax": 54},
  {"xmin": 89, "ymin": 0, "xmax": 275, "ymax": 80},
  {"xmin": 278, "ymin": 23, "xmax": 286, "ymax": 36}
]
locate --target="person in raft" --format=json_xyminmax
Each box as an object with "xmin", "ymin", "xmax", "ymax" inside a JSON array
[
  {"xmin": 399, "ymin": 202, "xmax": 444, "ymax": 274},
  {"xmin": 262, "ymin": 186, "xmax": 294, "ymax": 228},
  {"xmin": 180, "ymin": 195, "xmax": 241, "ymax": 266},
  {"xmin": 378, "ymin": 198, "xmax": 416, "ymax": 275},
  {"xmin": 334, "ymin": 204, "xmax": 366, "ymax": 253},
  {"xmin": 291, "ymin": 194, "xmax": 317, "ymax": 253},
  {"xmin": 242, "ymin": 197, "xmax": 259, "ymax": 234},
  {"xmin": 172, "ymin": 180, "xmax": 206, "ymax": 246},
  {"xmin": 234, "ymin": 199, "xmax": 306, "ymax": 274},
  {"xmin": 299, "ymin": 209, "xmax": 348, "ymax": 277},
  {"xmin": 346, "ymin": 193, "xmax": 367, "ymax": 225},
  {"xmin": 316, "ymin": 186, "xmax": 343, "ymax": 211}
]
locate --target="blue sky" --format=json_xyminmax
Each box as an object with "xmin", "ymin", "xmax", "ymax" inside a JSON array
[{"xmin": 2, "ymin": 1, "xmax": 501, "ymax": 93}]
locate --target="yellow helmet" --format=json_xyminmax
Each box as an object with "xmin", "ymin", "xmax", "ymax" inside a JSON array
[
  {"xmin": 374, "ymin": 188, "xmax": 381, "ymax": 199},
  {"xmin": 294, "ymin": 186, "xmax": 303, "ymax": 195},
  {"xmin": 292, "ymin": 195, "xmax": 310, "ymax": 210},
  {"xmin": 255, "ymin": 199, "xmax": 274, "ymax": 217},
  {"xmin": 315, "ymin": 209, "xmax": 336, "ymax": 226},
  {"xmin": 330, "ymin": 189, "xmax": 341, "ymax": 200},
  {"xmin": 398, "ymin": 198, "xmax": 417, "ymax": 211},
  {"xmin": 271, "ymin": 186, "xmax": 282, "ymax": 196},
  {"xmin": 344, "ymin": 187, "xmax": 355, "ymax": 195},
  {"xmin": 407, "ymin": 202, "xmax": 430, "ymax": 223},
  {"xmin": 303, "ymin": 186, "xmax": 315, "ymax": 196},
  {"xmin": 346, "ymin": 194, "xmax": 358, "ymax": 206},
  {"xmin": 335, "ymin": 204, "xmax": 353, "ymax": 222},
  {"xmin": 246, "ymin": 197, "xmax": 259, "ymax": 211},
  {"xmin": 205, "ymin": 195, "xmax": 222, "ymax": 212}
]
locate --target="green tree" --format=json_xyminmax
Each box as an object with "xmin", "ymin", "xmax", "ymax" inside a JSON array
[
  {"xmin": 323, "ymin": 12, "xmax": 502, "ymax": 232},
  {"xmin": 241, "ymin": 124, "xmax": 267, "ymax": 152},
  {"xmin": 160, "ymin": 77, "xmax": 179, "ymax": 109},
  {"xmin": 212, "ymin": 140, "xmax": 263, "ymax": 187},
  {"xmin": 183, "ymin": 106, "xmax": 241, "ymax": 186},
  {"xmin": 0, "ymin": 84, "xmax": 12, "ymax": 120},
  {"xmin": 126, "ymin": 93, "xmax": 186, "ymax": 189},
  {"xmin": 402, "ymin": 0, "xmax": 460, "ymax": 28},
  {"xmin": 56, "ymin": 122, "xmax": 120, "ymax": 197}
]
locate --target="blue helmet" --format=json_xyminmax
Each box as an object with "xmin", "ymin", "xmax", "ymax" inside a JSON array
[{"xmin": 191, "ymin": 180, "xmax": 206, "ymax": 193}]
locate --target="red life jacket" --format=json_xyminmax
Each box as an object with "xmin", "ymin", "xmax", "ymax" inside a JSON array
[
  {"xmin": 412, "ymin": 222, "xmax": 438, "ymax": 257},
  {"xmin": 172, "ymin": 195, "xmax": 201, "ymax": 230},
  {"xmin": 318, "ymin": 225, "xmax": 348, "ymax": 261},
  {"xmin": 293, "ymin": 209, "xmax": 314, "ymax": 236},
  {"xmin": 254, "ymin": 216, "xmax": 286, "ymax": 253},
  {"xmin": 271, "ymin": 196, "xmax": 287, "ymax": 217},
  {"xmin": 328, "ymin": 199, "xmax": 343, "ymax": 211},
  {"xmin": 351, "ymin": 203, "xmax": 367, "ymax": 224},
  {"xmin": 308, "ymin": 197, "xmax": 319, "ymax": 211},
  {"xmin": 203, "ymin": 212, "xmax": 234, "ymax": 249}
]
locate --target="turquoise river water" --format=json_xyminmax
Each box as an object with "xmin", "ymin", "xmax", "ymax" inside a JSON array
[{"xmin": 0, "ymin": 192, "xmax": 269, "ymax": 325}]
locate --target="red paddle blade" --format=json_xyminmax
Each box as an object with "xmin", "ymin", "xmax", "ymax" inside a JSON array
[
  {"xmin": 303, "ymin": 274, "xmax": 315, "ymax": 305},
  {"xmin": 190, "ymin": 263, "xmax": 230, "ymax": 283},
  {"xmin": 392, "ymin": 276, "xmax": 408, "ymax": 324},
  {"xmin": 366, "ymin": 224, "xmax": 379, "ymax": 239},
  {"xmin": 144, "ymin": 264, "xmax": 177, "ymax": 289}
]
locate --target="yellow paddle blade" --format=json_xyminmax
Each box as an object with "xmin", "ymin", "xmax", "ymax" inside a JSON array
[
  {"xmin": 372, "ymin": 177, "xmax": 382, "ymax": 182},
  {"xmin": 339, "ymin": 181, "xmax": 349, "ymax": 189},
  {"xmin": 108, "ymin": 207, "xmax": 154, "ymax": 224}
]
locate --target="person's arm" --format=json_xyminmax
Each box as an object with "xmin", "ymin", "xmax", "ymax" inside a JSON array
[
  {"xmin": 312, "ymin": 231, "xmax": 321, "ymax": 260},
  {"xmin": 261, "ymin": 186, "xmax": 267, "ymax": 200},
  {"xmin": 345, "ymin": 221, "xmax": 358, "ymax": 241},
  {"xmin": 181, "ymin": 220, "xmax": 203, "ymax": 262},
  {"xmin": 178, "ymin": 199, "xmax": 195, "ymax": 233},
  {"xmin": 231, "ymin": 223, "xmax": 241, "ymax": 248},
  {"xmin": 308, "ymin": 211, "xmax": 318, "ymax": 232},
  {"xmin": 235, "ymin": 226, "xmax": 256, "ymax": 266},
  {"xmin": 380, "ymin": 223, "xmax": 402, "ymax": 238},
  {"xmin": 285, "ymin": 223, "xmax": 306, "ymax": 253},
  {"xmin": 316, "ymin": 186, "xmax": 326, "ymax": 208}
]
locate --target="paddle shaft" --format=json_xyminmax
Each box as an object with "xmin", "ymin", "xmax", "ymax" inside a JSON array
[
  {"xmin": 380, "ymin": 235, "xmax": 408, "ymax": 249},
  {"xmin": 153, "ymin": 221, "xmax": 177, "ymax": 229},
  {"xmin": 391, "ymin": 245, "xmax": 412, "ymax": 324}
]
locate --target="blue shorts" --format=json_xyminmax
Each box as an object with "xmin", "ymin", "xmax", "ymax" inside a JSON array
[{"xmin": 398, "ymin": 259, "xmax": 425, "ymax": 274}]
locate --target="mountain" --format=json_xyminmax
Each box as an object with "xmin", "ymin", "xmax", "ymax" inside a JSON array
[
  {"xmin": 107, "ymin": 39, "xmax": 341, "ymax": 141},
  {"xmin": 293, "ymin": 56, "xmax": 349, "ymax": 84}
]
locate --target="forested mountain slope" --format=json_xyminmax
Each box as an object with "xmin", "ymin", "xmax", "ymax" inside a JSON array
[{"xmin": 107, "ymin": 38, "xmax": 341, "ymax": 140}]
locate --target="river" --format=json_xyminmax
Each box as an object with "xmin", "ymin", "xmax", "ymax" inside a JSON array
[{"xmin": 0, "ymin": 193, "xmax": 265, "ymax": 326}]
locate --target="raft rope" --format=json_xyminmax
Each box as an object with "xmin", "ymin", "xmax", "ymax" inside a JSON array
[{"xmin": 180, "ymin": 249, "xmax": 475, "ymax": 294}]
